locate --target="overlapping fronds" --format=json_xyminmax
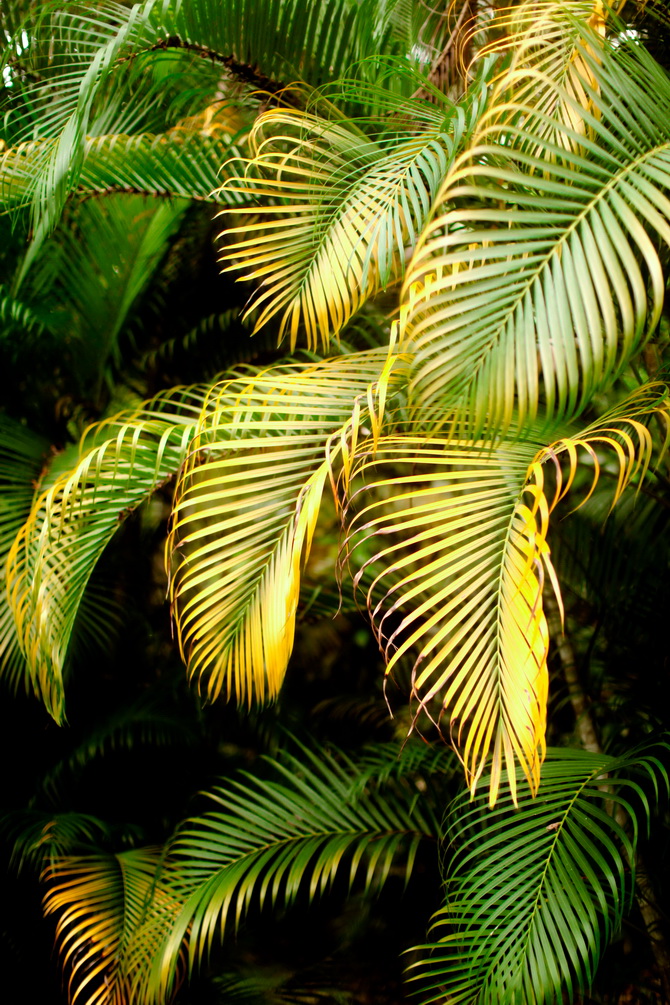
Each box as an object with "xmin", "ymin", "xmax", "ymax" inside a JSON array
[
  {"xmin": 403, "ymin": 27, "xmax": 670, "ymax": 439},
  {"xmin": 219, "ymin": 88, "xmax": 486, "ymax": 350},
  {"xmin": 467, "ymin": 1, "xmax": 611, "ymax": 149},
  {"xmin": 167, "ymin": 348, "xmax": 404, "ymax": 706},
  {"xmin": 340, "ymin": 386, "xmax": 669, "ymax": 803},
  {"xmin": 128, "ymin": 742, "xmax": 441, "ymax": 1004},
  {"xmin": 409, "ymin": 741, "xmax": 670, "ymax": 1005},
  {"xmin": 0, "ymin": 0, "xmax": 411, "ymax": 240},
  {"xmin": 44, "ymin": 847, "xmax": 164, "ymax": 1005},
  {"xmin": 5, "ymin": 388, "xmax": 206, "ymax": 721}
]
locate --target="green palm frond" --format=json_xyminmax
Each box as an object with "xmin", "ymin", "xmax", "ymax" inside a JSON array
[
  {"xmin": 44, "ymin": 196, "xmax": 190, "ymax": 393},
  {"xmin": 0, "ymin": 283, "xmax": 46, "ymax": 333},
  {"xmin": 44, "ymin": 846, "xmax": 164, "ymax": 1005},
  {"xmin": 0, "ymin": 415, "xmax": 48, "ymax": 693},
  {"xmin": 409, "ymin": 740, "xmax": 670, "ymax": 1005},
  {"xmin": 403, "ymin": 27, "xmax": 670, "ymax": 438},
  {"xmin": 5, "ymin": 388, "xmax": 205, "ymax": 721},
  {"xmin": 167, "ymin": 348, "xmax": 404, "ymax": 706},
  {"xmin": 128, "ymin": 741, "xmax": 441, "ymax": 1003},
  {"xmin": 340, "ymin": 386, "xmax": 669, "ymax": 802},
  {"xmin": 0, "ymin": 131, "xmax": 248, "ymax": 212}
]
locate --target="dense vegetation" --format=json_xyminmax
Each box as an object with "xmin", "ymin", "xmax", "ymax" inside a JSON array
[{"xmin": 1, "ymin": 1, "xmax": 670, "ymax": 1002}]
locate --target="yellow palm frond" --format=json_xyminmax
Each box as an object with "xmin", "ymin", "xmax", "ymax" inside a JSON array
[
  {"xmin": 219, "ymin": 104, "xmax": 466, "ymax": 350},
  {"xmin": 341, "ymin": 387, "xmax": 668, "ymax": 803},
  {"xmin": 5, "ymin": 387, "xmax": 209, "ymax": 722},
  {"xmin": 167, "ymin": 349, "xmax": 405, "ymax": 706}
]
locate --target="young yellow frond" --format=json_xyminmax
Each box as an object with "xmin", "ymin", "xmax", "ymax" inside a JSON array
[
  {"xmin": 167, "ymin": 351, "xmax": 401, "ymax": 707},
  {"xmin": 341, "ymin": 389, "xmax": 668, "ymax": 803}
]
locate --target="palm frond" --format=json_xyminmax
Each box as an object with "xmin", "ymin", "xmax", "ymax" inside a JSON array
[
  {"xmin": 468, "ymin": 0, "xmax": 612, "ymax": 150},
  {"xmin": 1, "ymin": 809, "xmax": 130, "ymax": 875},
  {"xmin": 44, "ymin": 195, "xmax": 190, "ymax": 393},
  {"xmin": 5, "ymin": 388, "xmax": 205, "ymax": 721},
  {"xmin": 340, "ymin": 385, "xmax": 669, "ymax": 802},
  {"xmin": 44, "ymin": 847, "xmax": 163, "ymax": 1005},
  {"xmin": 0, "ymin": 131, "xmax": 248, "ymax": 213},
  {"xmin": 219, "ymin": 85, "xmax": 487, "ymax": 350},
  {"xmin": 167, "ymin": 348, "xmax": 404, "ymax": 706},
  {"xmin": 0, "ymin": 415, "xmax": 48, "ymax": 693},
  {"xmin": 127, "ymin": 741, "xmax": 441, "ymax": 1003},
  {"xmin": 0, "ymin": 282, "xmax": 46, "ymax": 332},
  {"xmin": 408, "ymin": 740, "xmax": 670, "ymax": 1005},
  {"xmin": 403, "ymin": 28, "xmax": 670, "ymax": 438}
]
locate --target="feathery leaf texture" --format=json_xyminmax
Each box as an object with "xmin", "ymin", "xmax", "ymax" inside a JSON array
[
  {"xmin": 5, "ymin": 387, "xmax": 206, "ymax": 721},
  {"xmin": 340, "ymin": 386, "xmax": 669, "ymax": 802},
  {"xmin": 409, "ymin": 741, "xmax": 670, "ymax": 1005},
  {"xmin": 403, "ymin": 25, "xmax": 670, "ymax": 438},
  {"xmin": 167, "ymin": 348, "xmax": 405, "ymax": 705},
  {"xmin": 44, "ymin": 847, "xmax": 164, "ymax": 1005},
  {"xmin": 42, "ymin": 741, "xmax": 444, "ymax": 1005},
  {"xmin": 218, "ymin": 92, "xmax": 484, "ymax": 349}
]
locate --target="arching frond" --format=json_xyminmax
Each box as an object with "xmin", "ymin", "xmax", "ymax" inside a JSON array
[
  {"xmin": 468, "ymin": 0, "xmax": 611, "ymax": 150},
  {"xmin": 0, "ymin": 415, "xmax": 48, "ymax": 693},
  {"xmin": 5, "ymin": 388, "xmax": 206, "ymax": 721},
  {"xmin": 341, "ymin": 386, "xmax": 669, "ymax": 803},
  {"xmin": 129, "ymin": 742, "xmax": 442, "ymax": 1004},
  {"xmin": 409, "ymin": 741, "xmax": 670, "ymax": 1005},
  {"xmin": 403, "ymin": 29, "xmax": 670, "ymax": 438},
  {"xmin": 219, "ymin": 89, "xmax": 486, "ymax": 350},
  {"xmin": 167, "ymin": 348, "xmax": 404, "ymax": 706},
  {"xmin": 1, "ymin": 810, "xmax": 125, "ymax": 875}
]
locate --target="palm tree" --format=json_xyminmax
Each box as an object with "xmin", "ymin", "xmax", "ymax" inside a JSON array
[{"xmin": 2, "ymin": 0, "xmax": 670, "ymax": 1002}]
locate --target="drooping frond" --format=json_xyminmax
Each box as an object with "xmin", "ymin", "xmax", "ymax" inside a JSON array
[
  {"xmin": 219, "ymin": 87, "xmax": 486, "ymax": 350},
  {"xmin": 5, "ymin": 386, "xmax": 207, "ymax": 721},
  {"xmin": 409, "ymin": 741, "xmax": 670, "ymax": 1005},
  {"xmin": 340, "ymin": 386, "xmax": 669, "ymax": 803},
  {"xmin": 403, "ymin": 28, "xmax": 670, "ymax": 438},
  {"xmin": 167, "ymin": 348, "xmax": 405, "ymax": 706},
  {"xmin": 0, "ymin": 415, "xmax": 48, "ymax": 693},
  {"xmin": 341, "ymin": 432, "xmax": 547, "ymax": 803},
  {"xmin": 126, "ymin": 741, "xmax": 442, "ymax": 1004},
  {"xmin": 44, "ymin": 847, "xmax": 164, "ymax": 1005}
]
